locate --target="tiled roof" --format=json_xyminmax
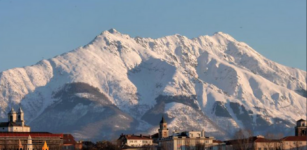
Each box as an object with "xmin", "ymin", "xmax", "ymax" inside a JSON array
[
  {"xmin": 254, "ymin": 138, "xmax": 280, "ymax": 143},
  {"xmin": 120, "ymin": 134, "xmax": 152, "ymax": 140},
  {"xmin": 63, "ymin": 134, "xmax": 76, "ymax": 144},
  {"xmin": 0, "ymin": 132, "xmax": 63, "ymax": 138},
  {"xmin": 151, "ymin": 133, "xmax": 159, "ymax": 138},
  {"xmin": 213, "ymin": 140, "xmax": 224, "ymax": 144},
  {"xmin": 282, "ymin": 136, "xmax": 307, "ymax": 141}
]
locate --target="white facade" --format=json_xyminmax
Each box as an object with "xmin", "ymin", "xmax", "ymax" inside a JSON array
[
  {"xmin": 0, "ymin": 126, "xmax": 31, "ymax": 132},
  {"xmin": 159, "ymin": 129, "xmax": 218, "ymax": 150},
  {"xmin": 126, "ymin": 139, "xmax": 153, "ymax": 147}
]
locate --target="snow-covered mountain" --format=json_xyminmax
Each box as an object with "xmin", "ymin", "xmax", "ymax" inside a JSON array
[{"xmin": 0, "ymin": 29, "xmax": 306, "ymax": 141}]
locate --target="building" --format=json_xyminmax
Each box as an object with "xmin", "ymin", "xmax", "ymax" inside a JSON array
[
  {"xmin": 0, "ymin": 107, "xmax": 30, "ymax": 132},
  {"xmin": 0, "ymin": 132, "xmax": 63, "ymax": 150},
  {"xmin": 157, "ymin": 117, "xmax": 223, "ymax": 150},
  {"xmin": 281, "ymin": 136, "xmax": 307, "ymax": 150},
  {"xmin": 159, "ymin": 130, "xmax": 218, "ymax": 150},
  {"xmin": 0, "ymin": 107, "xmax": 82, "ymax": 150},
  {"xmin": 295, "ymin": 119, "xmax": 307, "ymax": 136},
  {"xmin": 225, "ymin": 119, "xmax": 307, "ymax": 150},
  {"xmin": 158, "ymin": 117, "xmax": 169, "ymax": 139},
  {"xmin": 253, "ymin": 136, "xmax": 282, "ymax": 150},
  {"xmin": 117, "ymin": 134, "xmax": 155, "ymax": 149},
  {"xmin": 62, "ymin": 134, "xmax": 83, "ymax": 150}
]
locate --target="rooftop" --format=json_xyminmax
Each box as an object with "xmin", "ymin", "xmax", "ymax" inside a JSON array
[
  {"xmin": 0, "ymin": 132, "xmax": 63, "ymax": 138},
  {"xmin": 282, "ymin": 136, "xmax": 307, "ymax": 141},
  {"xmin": 120, "ymin": 134, "xmax": 152, "ymax": 140}
]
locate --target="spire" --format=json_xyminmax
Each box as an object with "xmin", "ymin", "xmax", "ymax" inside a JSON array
[
  {"xmin": 18, "ymin": 139, "xmax": 23, "ymax": 149},
  {"xmin": 160, "ymin": 116, "xmax": 166, "ymax": 124},
  {"xmin": 42, "ymin": 141, "xmax": 49, "ymax": 150},
  {"xmin": 18, "ymin": 106, "xmax": 23, "ymax": 113},
  {"xmin": 28, "ymin": 135, "xmax": 32, "ymax": 140},
  {"xmin": 9, "ymin": 107, "xmax": 16, "ymax": 114},
  {"xmin": 27, "ymin": 135, "xmax": 33, "ymax": 150}
]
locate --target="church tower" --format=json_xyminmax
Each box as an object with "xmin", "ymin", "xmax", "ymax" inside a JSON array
[
  {"xmin": 27, "ymin": 135, "xmax": 33, "ymax": 150},
  {"xmin": 8, "ymin": 108, "xmax": 17, "ymax": 122},
  {"xmin": 158, "ymin": 116, "xmax": 169, "ymax": 139},
  {"xmin": 295, "ymin": 119, "xmax": 307, "ymax": 136},
  {"xmin": 17, "ymin": 107, "xmax": 25, "ymax": 126}
]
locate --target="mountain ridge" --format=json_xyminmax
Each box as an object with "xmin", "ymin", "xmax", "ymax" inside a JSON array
[{"xmin": 0, "ymin": 29, "xmax": 305, "ymax": 140}]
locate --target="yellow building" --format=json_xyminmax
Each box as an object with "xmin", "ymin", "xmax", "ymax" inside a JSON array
[{"xmin": 42, "ymin": 141, "xmax": 49, "ymax": 150}]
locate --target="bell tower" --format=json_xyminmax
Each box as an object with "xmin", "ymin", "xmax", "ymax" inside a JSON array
[
  {"xmin": 17, "ymin": 107, "xmax": 25, "ymax": 126},
  {"xmin": 295, "ymin": 119, "xmax": 307, "ymax": 136},
  {"xmin": 158, "ymin": 116, "xmax": 169, "ymax": 139},
  {"xmin": 8, "ymin": 108, "xmax": 17, "ymax": 122}
]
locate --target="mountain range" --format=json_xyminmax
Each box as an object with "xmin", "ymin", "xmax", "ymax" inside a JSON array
[{"xmin": 0, "ymin": 29, "xmax": 306, "ymax": 141}]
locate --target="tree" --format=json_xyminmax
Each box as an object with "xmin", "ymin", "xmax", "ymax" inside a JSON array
[
  {"xmin": 159, "ymin": 141, "xmax": 172, "ymax": 150},
  {"xmin": 82, "ymin": 140, "xmax": 120, "ymax": 150},
  {"xmin": 232, "ymin": 129, "xmax": 254, "ymax": 150},
  {"xmin": 95, "ymin": 140, "xmax": 120, "ymax": 150},
  {"xmin": 141, "ymin": 145, "xmax": 156, "ymax": 150},
  {"xmin": 263, "ymin": 133, "xmax": 283, "ymax": 150},
  {"xmin": 195, "ymin": 142, "xmax": 206, "ymax": 150}
]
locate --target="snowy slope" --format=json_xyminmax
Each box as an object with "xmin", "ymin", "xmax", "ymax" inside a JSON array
[{"xmin": 0, "ymin": 29, "xmax": 306, "ymax": 140}]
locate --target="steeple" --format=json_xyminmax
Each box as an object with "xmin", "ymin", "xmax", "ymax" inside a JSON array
[
  {"xmin": 18, "ymin": 139, "xmax": 23, "ymax": 149},
  {"xmin": 18, "ymin": 106, "xmax": 23, "ymax": 113},
  {"xmin": 27, "ymin": 135, "xmax": 33, "ymax": 150},
  {"xmin": 16, "ymin": 106, "xmax": 25, "ymax": 126},
  {"xmin": 42, "ymin": 141, "xmax": 49, "ymax": 150},
  {"xmin": 160, "ymin": 116, "xmax": 166, "ymax": 124},
  {"xmin": 8, "ymin": 107, "xmax": 17, "ymax": 122},
  {"xmin": 9, "ymin": 107, "xmax": 16, "ymax": 114}
]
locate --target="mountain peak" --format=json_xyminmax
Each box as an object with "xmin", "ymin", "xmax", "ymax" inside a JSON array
[
  {"xmin": 108, "ymin": 28, "xmax": 118, "ymax": 34},
  {"xmin": 0, "ymin": 29, "xmax": 305, "ymax": 141},
  {"xmin": 212, "ymin": 31, "xmax": 236, "ymax": 42}
]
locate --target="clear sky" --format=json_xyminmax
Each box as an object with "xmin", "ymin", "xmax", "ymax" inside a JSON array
[{"xmin": 0, "ymin": 0, "xmax": 306, "ymax": 72}]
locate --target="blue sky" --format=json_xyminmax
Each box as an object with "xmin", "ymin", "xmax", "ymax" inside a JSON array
[{"xmin": 0, "ymin": 0, "xmax": 306, "ymax": 72}]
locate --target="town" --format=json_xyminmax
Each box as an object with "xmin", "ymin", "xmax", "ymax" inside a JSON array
[{"xmin": 0, "ymin": 107, "xmax": 306, "ymax": 150}]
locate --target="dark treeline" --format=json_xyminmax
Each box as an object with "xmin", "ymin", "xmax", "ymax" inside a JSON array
[{"xmin": 82, "ymin": 140, "xmax": 120, "ymax": 150}]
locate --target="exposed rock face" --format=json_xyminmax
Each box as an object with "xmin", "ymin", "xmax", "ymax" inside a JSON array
[{"xmin": 0, "ymin": 29, "xmax": 305, "ymax": 140}]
